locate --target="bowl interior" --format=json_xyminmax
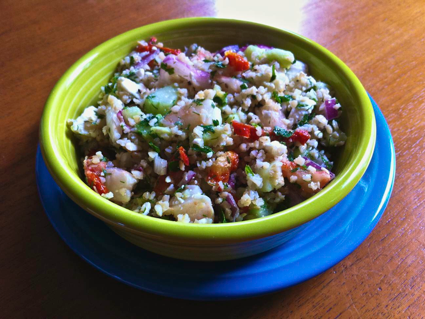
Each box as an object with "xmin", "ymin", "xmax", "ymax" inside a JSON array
[{"xmin": 40, "ymin": 18, "xmax": 375, "ymax": 243}]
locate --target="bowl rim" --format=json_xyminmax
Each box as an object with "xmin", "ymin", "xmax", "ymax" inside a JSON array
[{"xmin": 40, "ymin": 17, "xmax": 376, "ymax": 243}]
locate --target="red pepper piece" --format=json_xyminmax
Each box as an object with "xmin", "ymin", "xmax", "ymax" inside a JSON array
[
  {"xmin": 178, "ymin": 146, "xmax": 190, "ymax": 166},
  {"xmin": 232, "ymin": 121, "xmax": 262, "ymax": 140},
  {"xmin": 85, "ymin": 170, "xmax": 109, "ymax": 195},
  {"xmin": 225, "ymin": 51, "xmax": 250, "ymax": 72}
]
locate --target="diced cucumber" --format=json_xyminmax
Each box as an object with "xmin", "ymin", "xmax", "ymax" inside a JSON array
[
  {"xmin": 244, "ymin": 45, "xmax": 295, "ymax": 68},
  {"xmin": 245, "ymin": 203, "xmax": 273, "ymax": 220},
  {"xmin": 122, "ymin": 106, "xmax": 142, "ymax": 121},
  {"xmin": 265, "ymin": 48, "xmax": 295, "ymax": 68},
  {"xmin": 144, "ymin": 86, "xmax": 177, "ymax": 115},
  {"xmin": 255, "ymin": 162, "xmax": 285, "ymax": 192},
  {"xmin": 244, "ymin": 45, "xmax": 267, "ymax": 64}
]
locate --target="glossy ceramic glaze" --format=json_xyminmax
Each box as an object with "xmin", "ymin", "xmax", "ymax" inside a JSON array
[
  {"xmin": 39, "ymin": 18, "xmax": 376, "ymax": 260},
  {"xmin": 36, "ymin": 97, "xmax": 394, "ymax": 298}
]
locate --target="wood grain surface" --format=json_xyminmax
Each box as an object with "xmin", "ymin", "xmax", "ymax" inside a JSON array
[{"xmin": 1, "ymin": 0, "xmax": 424, "ymax": 318}]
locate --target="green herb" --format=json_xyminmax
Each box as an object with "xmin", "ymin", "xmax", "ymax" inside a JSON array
[
  {"xmin": 175, "ymin": 120, "xmax": 183, "ymax": 126},
  {"xmin": 175, "ymin": 185, "xmax": 186, "ymax": 193},
  {"xmin": 272, "ymin": 91, "xmax": 282, "ymax": 103},
  {"xmin": 273, "ymin": 126, "xmax": 293, "ymax": 138},
  {"xmin": 287, "ymin": 151, "xmax": 295, "ymax": 162},
  {"xmin": 245, "ymin": 165, "xmax": 254, "ymax": 176},
  {"xmin": 130, "ymin": 56, "xmax": 135, "ymax": 66},
  {"xmin": 124, "ymin": 71, "xmax": 138, "ymax": 82},
  {"xmin": 292, "ymin": 59, "xmax": 297, "ymax": 64},
  {"xmin": 201, "ymin": 125, "xmax": 215, "ymax": 134},
  {"xmin": 239, "ymin": 78, "xmax": 250, "ymax": 84},
  {"xmin": 297, "ymin": 113, "xmax": 315, "ymax": 128},
  {"xmin": 192, "ymin": 144, "xmax": 213, "ymax": 154},
  {"xmin": 213, "ymin": 93, "xmax": 228, "ymax": 107},
  {"xmin": 148, "ymin": 142, "xmax": 160, "ymax": 153},
  {"xmin": 296, "ymin": 102, "xmax": 310, "ymax": 109},
  {"xmin": 102, "ymin": 169, "xmax": 111, "ymax": 176},
  {"xmin": 214, "ymin": 61, "xmax": 226, "ymax": 69},
  {"xmin": 240, "ymin": 83, "xmax": 248, "ymax": 90},
  {"xmin": 290, "ymin": 167, "xmax": 299, "ymax": 173},
  {"xmin": 212, "ymin": 119, "xmax": 219, "ymax": 126},
  {"xmin": 203, "ymin": 59, "xmax": 212, "ymax": 63},
  {"xmin": 193, "ymin": 99, "xmax": 204, "ymax": 105},
  {"xmin": 120, "ymin": 181, "xmax": 125, "ymax": 183},
  {"xmin": 211, "ymin": 102, "xmax": 216, "ymax": 109},
  {"xmin": 226, "ymin": 157, "xmax": 231, "ymax": 164},
  {"xmin": 251, "ymin": 95, "xmax": 256, "ymax": 100},
  {"xmin": 168, "ymin": 161, "xmax": 180, "ymax": 172},
  {"xmin": 186, "ymin": 124, "xmax": 191, "ymax": 131},
  {"xmin": 101, "ymin": 157, "xmax": 108, "ymax": 162},
  {"xmin": 160, "ymin": 62, "xmax": 174, "ymax": 75},
  {"xmin": 319, "ymin": 153, "xmax": 333, "ymax": 170},
  {"xmin": 210, "ymin": 70, "xmax": 217, "ymax": 78},
  {"xmin": 270, "ymin": 64, "xmax": 276, "ymax": 82},
  {"xmin": 220, "ymin": 209, "xmax": 227, "ymax": 223},
  {"xmin": 193, "ymin": 111, "xmax": 200, "ymax": 115}
]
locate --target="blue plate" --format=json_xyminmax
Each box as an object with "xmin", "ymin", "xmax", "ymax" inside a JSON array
[{"xmin": 36, "ymin": 96, "xmax": 395, "ymax": 300}]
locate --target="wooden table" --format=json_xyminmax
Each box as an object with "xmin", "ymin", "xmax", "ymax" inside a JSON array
[{"xmin": 1, "ymin": 0, "xmax": 423, "ymax": 317}]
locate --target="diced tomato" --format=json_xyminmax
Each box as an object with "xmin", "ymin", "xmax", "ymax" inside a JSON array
[
  {"xmin": 270, "ymin": 128, "xmax": 310, "ymax": 145},
  {"xmin": 178, "ymin": 146, "xmax": 190, "ymax": 166},
  {"xmin": 85, "ymin": 170, "xmax": 109, "ymax": 195},
  {"xmin": 153, "ymin": 170, "xmax": 185, "ymax": 195},
  {"xmin": 225, "ymin": 51, "xmax": 250, "ymax": 72},
  {"xmin": 84, "ymin": 155, "xmax": 109, "ymax": 195},
  {"xmin": 232, "ymin": 121, "xmax": 262, "ymax": 140},
  {"xmin": 206, "ymin": 151, "xmax": 239, "ymax": 191},
  {"xmin": 288, "ymin": 129, "xmax": 310, "ymax": 145},
  {"xmin": 136, "ymin": 36, "xmax": 181, "ymax": 56},
  {"xmin": 153, "ymin": 175, "xmax": 169, "ymax": 195},
  {"xmin": 281, "ymin": 159, "xmax": 297, "ymax": 179}
]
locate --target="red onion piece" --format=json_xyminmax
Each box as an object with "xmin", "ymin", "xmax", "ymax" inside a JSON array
[
  {"xmin": 226, "ymin": 193, "xmax": 240, "ymax": 221},
  {"xmin": 228, "ymin": 173, "xmax": 237, "ymax": 189},
  {"xmin": 134, "ymin": 50, "xmax": 160, "ymax": 69},
  {"xmin": 117, "ymin": 110, "xmax": 130, "ymax": 130},
  {"xmin": 178, "ymin": 170, "xmax": 196, "ymax": 187},
  {"xmin": 302, "ymin": 157, "xmax": 335, "ymax": 179},
  {"xmin": 324, "ymin": 98, "xmax": 339, "ymax": 120},
  {"xmin": 162, "ymin": 55, "xmax": 210, "ymax": 88},
  {"xmin": 217, "ymin": 45, "xmax": 240, "ymax": 56}
]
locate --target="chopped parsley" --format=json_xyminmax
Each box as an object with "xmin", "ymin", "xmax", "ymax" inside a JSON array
[
  {"xmin": 213, "ymin": 93, "xmax": 228, "ymax": 107},
  {"xmin": 212, "ymin": 119, "xmax": 219, "ymax": 126},
  {"xmin": 203, "ymin": 59, "xmax": 212, "ymax": 63},
  {"xmin": 297, "ymin": 113, "xmax": 315, "ymax": 128},
  {"xmin": 160, "ymin": 62, "xmax": 174, "ymax": 75},
  {"xmin": 296, "ymin": 102, "xmax": 310, "ymax": 109},
  {"xmin": 214, "ymin": 61, "xmax": 226, "ymax": 69},
  {"xmin": 174, "ymin": 120, "xmax": 183, "ymax": 126},
  {"xmin": 270, "ymin": 64, "xmax": 276, "ymax": 82},
  {"xmin": 272, "ymin": 92, "xmax": 293, "ymax": 104},
  {"xmin": 192, "ymin": 145, "xmax": 213, "ymax": 154},
  {"xmin": 129, "ymin": 56, "xmax": 135, "ymax": 66},
  {"xmin": 201, "ymin": 125, "xmax": 215, "ymax": 134},
  {"xmin": 220, "ymin": 209, "xmax": 227, "ymax": 223},
  {"xmin": 148, "ymin": 142, "xmax": 160, "ymax": 153},
  {"xmin": 102, "ymin": 169, "xmax": 111, "ymax": 176},
  {"xmin": 273, "ymin": 126, "xmax": 293, "ymax": 138},
  {"xmin": 211, "ymin": 102, "xmax": 216, "ymax": 108},
  {"xmin": 193, "ymin": 99, "xmax": 204, "ymax": 105},
  {"xmin": 240, "ymin": 83, "xmax": 248, "ymax": 90},
  {"xmin": 175, "ymin": 185, "xmax": 186, "ymax": 193},
  {"xmin": 168, "ymin": 161, "xmax": 180, "ymax": 172},
  {"xmin": 245, "ymin": 165, "xmax": 254, "ymax": 176}
]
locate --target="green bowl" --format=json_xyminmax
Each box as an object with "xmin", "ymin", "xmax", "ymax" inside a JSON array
[{"xmin": 40, "ymin": 18, "xmax": 376, "ymax": 261}]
